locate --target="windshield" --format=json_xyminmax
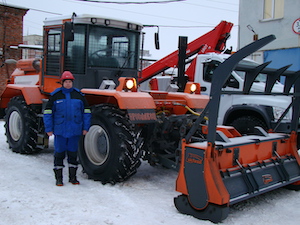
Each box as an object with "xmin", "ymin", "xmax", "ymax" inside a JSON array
[
  {"xmin": 64, "ymin": 24, "xmax": 139, "ymax": 74},
  {"xmin": 88, "ymin": 25, "xmax": 139, "ymax": 69},
  {"xmin": 202, "ymin": 58, "xmax": 268, "ymax": 83},
  {"xmin": 235, "ymin": 59, "xmax": 267, "ymax": 82}
]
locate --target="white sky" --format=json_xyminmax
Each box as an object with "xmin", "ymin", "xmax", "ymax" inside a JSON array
[{"xmin": 2, "ymin": 0, "xmax": 239, "ymax": 59}]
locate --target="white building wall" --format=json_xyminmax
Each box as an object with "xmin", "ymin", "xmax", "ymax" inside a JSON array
[
  {"xmin": 22, "ymin": 35, "xmax": 43, "ymax": 59},
  {"xmin": 239, "ymin": 0, "xmax": 300, "ymax": 51}
]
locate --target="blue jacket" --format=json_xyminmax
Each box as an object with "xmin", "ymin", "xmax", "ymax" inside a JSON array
[{"xmin": 43, "ymin": 87, "xmax": 91, "ymax": 138}]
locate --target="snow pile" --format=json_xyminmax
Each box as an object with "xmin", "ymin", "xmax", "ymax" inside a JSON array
[{"xmin": 0, "ymin": 120, "xmax": 299, "ymax": 225}]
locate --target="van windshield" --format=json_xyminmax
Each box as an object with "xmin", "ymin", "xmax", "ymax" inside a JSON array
[{"xmin": 235, "ymin": 60, "xmax": 267, "ymax": 82}]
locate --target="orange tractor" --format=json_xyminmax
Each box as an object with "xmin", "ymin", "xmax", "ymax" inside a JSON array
[{"xmin": 0, "ymin": 14, "xmax": 220, "ymax": 182}]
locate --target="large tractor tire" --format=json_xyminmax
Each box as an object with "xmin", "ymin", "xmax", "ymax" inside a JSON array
[
  {"xmin": 4, "ymin": 96, "xmax": 41, "ymax": 154},
  {"xmin": 230, "ymin": 115, "xmax": 267, "ymax": 135},
  {"xmin": 78, "ymin": 104, "xmax": 143, "ymax": 184},
  {"xmin": 0, "ymin": 108, "xmax": 5, "ymax": 119}
]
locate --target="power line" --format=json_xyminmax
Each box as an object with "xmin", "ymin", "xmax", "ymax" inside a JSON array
[
  {"xmin": 1, "ymin": 1, "xmax": 62, "ymax": 15},
  {"xmin": 181, "ymin": 1, "xmax": 238, "ymax": 13},
  {"xmin": 10, "ymin": 0, "xmax": 239, "ymax": 35},
  {"xmin": 66, "ymin": 0, "xmax": 216, "ymax": 25},
  {"xmin": 68, "ymin": 0, "xmax": 238, "ymax": 26},
  {"xmin": 75, "ymin": 0, "xmax": 186, "ymax": 4},
  {"xmin": 209, "ymin": 0, "xmax": 238, "ymax": 6},
  {"xmin": 27, "ymin": 8, "xmax": 62, "ymax": 15},
  {"xmin": 149, "ymin": 24, "xmax": 239, "ymax": 28}
]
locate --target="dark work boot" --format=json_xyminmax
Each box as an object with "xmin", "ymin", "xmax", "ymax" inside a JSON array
[
  {"xmin": 69, "ymin": 167, "xmax": 80, "ymax": 185},
  {"xmin": 53, "ymin": 168, "xmax": 63, "ymax": 186}
]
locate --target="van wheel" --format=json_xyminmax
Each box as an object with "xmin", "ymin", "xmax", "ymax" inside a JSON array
[
  {"xmin": 4, "ymin": 96, "xmax": 40, "ymax": 154},
  {"xmin": 78, "ymin": 104, "xmax": 142, "ymax": 184},
  {"xmin": 230, "ymin": 115, "xmax": 267, "ymax": 135}
]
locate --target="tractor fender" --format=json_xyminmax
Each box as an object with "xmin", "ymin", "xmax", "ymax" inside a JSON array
[
  {"xmin": 0, "ymin": 84, "xmax": 46, "ymax": 108},
  {"xmin": 81, "ymin": 88, "xmax": 157, "ymax": 123},
  {"xmin": 82, "ymin": 88, "xmax": 156, "ymax": 109},
  {"xmin": 166, "ymin": 92, "xmax": 209, "ymax": 109},
  {"xmin": 223, "ymin": 104, "xmax": 273, "ymax": 129}
]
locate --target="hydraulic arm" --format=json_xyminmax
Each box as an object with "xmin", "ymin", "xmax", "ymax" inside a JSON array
[{"xmin": 138, "ymin": 20, "xmax": 233, "ymax": 84}]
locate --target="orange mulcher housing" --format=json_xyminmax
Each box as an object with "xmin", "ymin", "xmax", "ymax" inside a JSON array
[{"xmin": 174, "ymin": 35, "xmax": 300, "ymax": 223}]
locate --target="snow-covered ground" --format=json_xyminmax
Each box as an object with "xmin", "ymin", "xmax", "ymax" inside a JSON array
[{"xmin": 0, "ymin": 119, "xmax": 299, "ymax": 225}]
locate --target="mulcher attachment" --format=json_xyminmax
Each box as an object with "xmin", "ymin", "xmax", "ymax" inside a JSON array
[
  {"xmin": 175, "ymin": 35, "xmax": 300, "ymax": 223},
  {"xmin": 174, "ymin": 195, "xmax": 229, "ymax": 224}
]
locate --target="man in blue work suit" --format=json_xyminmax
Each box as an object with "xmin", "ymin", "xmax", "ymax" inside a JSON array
[{"xmin": 43, "ymin": 71, "xmax": 91, "ymax": 186}]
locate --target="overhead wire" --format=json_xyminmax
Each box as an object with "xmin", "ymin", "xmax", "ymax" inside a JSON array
[
  {"xmin": 148, "ymin": 24, "xmax": 239, "ymax": 29},
  {"xmin": 1, "ymin": 1, "xmax": 62, "ymax": 35},
  {"xmin": 209, "ymin": 0, "xmax": 238, "ymax": 6},
  {"xmin": 75, "ymin": 0, "xmax": 186, "ymax": 4},
  {"xmin": 65, "ymin": 0, "xmax": 216, "ymax": 25},
  {"xmin": 75, "ymin": 0, "xmax": 237, "ymax": 13},
  {"xmin": 24, "ymin": 8, "xmax": 62, "ymax": 15},
  {"xmin": 180, "ymin": 0, "xmax": 238, "ymax": 13},
  {"xmin": 69, "ymin": 0, "xmax": 238, "ymax": 27},
  {"xmin": 4, "ymin": 0, "xmax": 239, "ymax": 34},
  {"xmin": 5, "ymin": 0, "xmax": 238, "ymax": 29},
  {"xmin": 66, "ymin": 0, "xmax": 239, "ymax": 27}
]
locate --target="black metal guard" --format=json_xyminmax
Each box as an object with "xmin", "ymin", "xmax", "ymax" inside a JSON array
[{"xmin": 186, "ymin": 35, "xmax": 275, "ymax": 143}]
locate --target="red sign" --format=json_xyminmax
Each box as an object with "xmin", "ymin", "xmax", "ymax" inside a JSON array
[{"xmin": 292, "ymin": 18, "xmax": 300, "ymax": 34}]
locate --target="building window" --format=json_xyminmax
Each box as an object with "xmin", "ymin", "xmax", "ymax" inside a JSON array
[{"xmin": 263, "ymin": 0, "xmax": 284, "ymax": 20}]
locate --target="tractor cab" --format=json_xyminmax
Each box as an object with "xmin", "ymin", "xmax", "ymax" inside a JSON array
[{"xmin": 41, "ymin": 14, "xmax": 143, "ymax": 93}]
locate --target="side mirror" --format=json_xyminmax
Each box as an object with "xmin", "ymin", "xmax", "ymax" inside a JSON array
[
  {"xmin": 226, "ymin": 77, "xmax": 240, "ymax": 88},
  {"xmin": 154, "ymin": 32, "xmax": 160, "ymax": 50},
  {"xmin": 64, "ymin": 22, "xmax": 74, "ymax": 42}
]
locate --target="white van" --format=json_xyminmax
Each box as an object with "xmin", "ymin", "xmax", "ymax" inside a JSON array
[
  {"xmin": 141, "ymin": 52, "xmax": 294, "ymax": 135},
  {"xmin": 193, "ymin": 52, "xmax": 293, "ymax": 134}
]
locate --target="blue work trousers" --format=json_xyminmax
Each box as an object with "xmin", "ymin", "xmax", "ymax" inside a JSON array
[{"xmin": 54, "ymin": 135, "xmax": 80, "ymax": 168}]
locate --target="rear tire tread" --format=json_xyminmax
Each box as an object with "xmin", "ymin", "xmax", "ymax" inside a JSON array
[
  {"xmin": 79, "ymin": 104, "xmax": 142, "ymax": 184},
  {"xmin": 4, "ymin": 96, "xmax": 40, "ymax": 154}
]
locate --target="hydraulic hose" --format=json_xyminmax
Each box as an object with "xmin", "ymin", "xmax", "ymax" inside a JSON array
[{"xmin": 173, "ymin": 102, "xmax": 208, "ymax": 120}]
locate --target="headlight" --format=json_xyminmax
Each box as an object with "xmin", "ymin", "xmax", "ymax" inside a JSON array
[
  {"xmin": 126, "ymin": 79, "xmax": 134, "ymax": 90},
  {"xmin": 190, "ymin": 83, "xmax": 197, "ymax": 93},
  {"xmin": 273, "ymin": 106, "xmax": 291, "ymax": 120},
  {"xmin": 184, "ymin": 82, "xmax": 200, "ymax": 94},
  {"xmin": 116, "ymin": 77, "xmax": 137, "ymax": 92}
]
